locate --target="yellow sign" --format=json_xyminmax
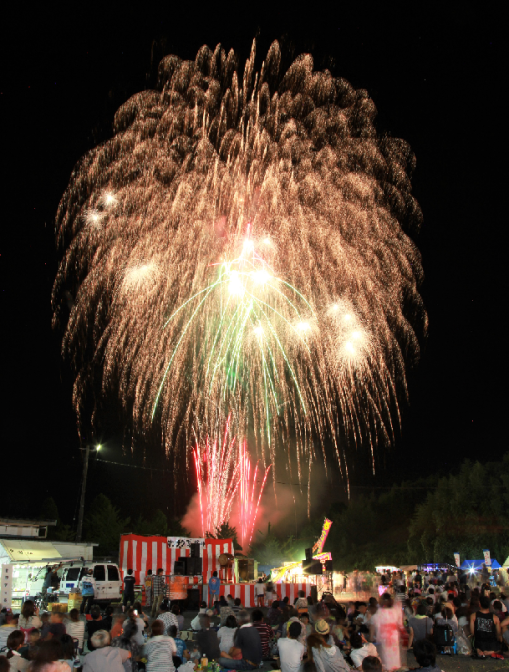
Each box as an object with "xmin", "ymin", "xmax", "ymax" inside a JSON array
[{"xmin": 312, "ymin": 518, "xmax": 332, "ymax": 554}]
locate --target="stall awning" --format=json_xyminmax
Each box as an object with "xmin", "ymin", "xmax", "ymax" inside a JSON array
[{"xmin": 1, "ymin": 540, "xmax": 62, "ymax": 562}]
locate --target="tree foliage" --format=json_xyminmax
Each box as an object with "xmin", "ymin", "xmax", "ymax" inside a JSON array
[
  {"xmin": 206, "ymin": 522, "xmax": 242, "ymax": 551},
  {"xmin": 84, "ymin": 494, "xmax": 131, "ymax": 556}
]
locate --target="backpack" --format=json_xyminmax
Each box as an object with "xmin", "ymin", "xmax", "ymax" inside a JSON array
[{"xmin": 434, "ymin": 623, "xmax": 455, "ymax": 648}]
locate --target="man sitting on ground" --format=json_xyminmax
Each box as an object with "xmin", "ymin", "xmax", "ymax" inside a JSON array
[
  {"xmin": 470, "ymin": 595, "xmax": 503, "ymax": 659},
  {"xmin": 278, "ymin": 621, "xmax": 304, "ymax": 672},
  {"xmin": 217, "ymin": 610, "xmax": 263, "ymax": 670},
  {"xmin": 251, "ymin": 610, "xmax": 273, "ymax": 660}
]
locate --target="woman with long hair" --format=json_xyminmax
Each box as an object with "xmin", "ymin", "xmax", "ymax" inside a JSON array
[
  {"xmin": 6, "ymin": 631, "xmax": 29, "ymax": 672},
  {"xmin": 306, "ymin": 633, "xmax": 350, "ymax": 672},
  {"xmin": 27, "ymin": 640, "xmax": 70, "ymax": 672},
  {"xmin": 19, "ymin": 603, "xmax": 42, "ymax": 639}
]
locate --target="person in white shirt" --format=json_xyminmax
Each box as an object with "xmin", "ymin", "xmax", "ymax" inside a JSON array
[
  {"xmin": 278, "ymin": 622, "xmax": 304, "ymax": 672},
  {"xmin": 217, "ymin": 615, "xmax": 238, "ymax": 655},
  {"xmin": 255, "ymin": 579, "xmax": 266, "ymax": 607},
  {"xmin": 349, "ymin": 633, "xmax": 379, "ymax": 670}
]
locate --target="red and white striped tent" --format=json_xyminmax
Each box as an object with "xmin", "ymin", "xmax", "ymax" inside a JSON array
[
  {"xmin": 119, "ymin": 534, "xmax": 312, "ymax": 605},
  {"xmin": 120, "ymin": 534, "xmax": 232, "ymax": 584}
]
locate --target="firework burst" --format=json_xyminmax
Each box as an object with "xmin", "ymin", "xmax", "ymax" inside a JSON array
[{"xmin": 52, "ymin": 40, "xmax": 426, "ymax": 498}]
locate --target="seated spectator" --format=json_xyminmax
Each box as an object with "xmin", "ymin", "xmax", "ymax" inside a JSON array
[
  {"xmin": 307, "ymin": 632, "xmax": 350, "ymax": 672},
  {"xmin": 295, "ymin": 591, "xmax": 308, "ymax": 610},
  {"xmin": 232, "ymin": 598, "xmax": 243, "ymax": 615},
  {"xmin": 217, "ymin": 610, "xmax": 263, "ymax": 670},
  {"xmin": 86, "ymin": 607, "xmax": 104, "ymax": 651},
  {"xmin": 278, "ymin": 622, "xmax": 304, "ymax": 672},
  {"xmin": 19, "ymin": 602, "xmax": 42, "ymax": 635},
  {"xmin": 65, "ymin": 609, "xmax": 85, "ymax": 653},
  {"xmin": 39, "ymin": 614, "xmax": 50, "ymax": 641},
  {"xmin": 314, "ymin": 620, "xmax": 334, "ymax": 647},
  {"xmin": 123, "ymin": 609, "xmax": 144, "ymax": 647},
  {"xmin": 19, "ymin": 627, "xmax": 41, "ymax": 660},
  {"xmin": 0, "ymin": 655, "xmax": 8, "ymax": 672},
  {"xmin": 195, "ymin": 614, "xmax": 221, "ymax": 660},
  {"xmin": 226, "ymin": 595, "xmax": 235, "ymax": 608},
  {"xmin": 60, "ymin": 635, "xmax": 76, "ymax": 670},
  {"xmin": 349, "ymin": 633, "xmax": 378, "ymax": 670},
  {"xmin": 219, "ymin": 601, "xmax": 235, "ymax": 627},
  {"xmin": 408, "ymin": 604, "xmax": 434, "ymax": 647},
  {"xmin": 101, "ymin": 606, "xmax": 114, "ymax": 633},
  {"xmin": 190, "ymin": 603, "xmax": 207, "ymax": 631},
  {"xmin": 111, "ymin": 620, "xmax": 139, "ymax": 672},
  {"xmin": 0, "ymin": 614, "xmax": 18, "ymax": 650},
  {"xmin": 46, "ymin": 613, "xmax": 66, "ymax": 642},
  {"xmin": 251, "ymin": 610, "xmax": 273, "ymax": 659},
  {"xmin": 217, "ymin": 615, "xmax": 238, "ymax": 656},
  {"xmin": 29, "ymin": 640, "xmax": 71, "ymax": 672},
  {"xmin": 436, "ymin": 607, "xmax": 458, "ymax": 634},
  {"xmin": 84, "ymin": 630, "xmax": 131, "ymax": 672},
  {"xmin": 5, "ymin": 630, "xmax": 29, "ymax": 672},
  {"xmin": 412, "ymin": 639, "xmax": 442, "ymax": 672},
  {"xmin": 171, "ymin": 605, "xmax": 184, "ymax": 632},
  {"xmin": 300, "ymin": 613, "xmax": 313, "ymax": 640},
  {"xmin": 142, "ymin": 620, "xmax": 176, "ymax": 672},
  {"xmin": 266, "ymin": 602, "xmax": 283, "ymax": 628},
  {"xmin": 110, "ymin": 613, "xmax": 124, "ymax": 640},
  {"xmin": 155, "ymin": 602, "xmax": 178, "ymax": 638},
  {"xmin": 470, "ymin": 596, "xmax": 503, "ymax": 659},
  {"xmin": 168, "ymin": 625, "xmax": 189, "ymax": 666},
  {"xmin": 361, "ymin": 656, "xmax": 382, "ymax": 672}
]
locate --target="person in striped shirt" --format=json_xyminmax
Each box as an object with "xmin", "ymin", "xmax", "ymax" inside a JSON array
[
  {"xmin": 251, "ymin": 610, "xmax": 273, "ymax": 659},
  {"xmin": 142, "ymin": 620, "xmax": 176, "ymax": 672}
]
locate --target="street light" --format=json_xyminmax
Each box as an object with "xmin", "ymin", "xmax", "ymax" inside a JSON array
[{"xmin": 75, "ymin": 443, "xmax": 102, "ymax": 543}]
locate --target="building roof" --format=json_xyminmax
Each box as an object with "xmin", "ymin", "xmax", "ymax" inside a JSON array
[{"xmin": 0, "ymin": 518, "xmax": 57, "ymax": 527}]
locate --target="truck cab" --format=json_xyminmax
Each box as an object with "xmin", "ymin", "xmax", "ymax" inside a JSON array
[{"xmin": 61, "ymin": 562, "xmax": 122, "ymax": 606}]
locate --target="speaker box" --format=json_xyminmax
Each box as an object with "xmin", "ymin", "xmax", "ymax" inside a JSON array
[
  {"xmin": 303, "ymin": 561, "xmax": 322, "ymax": 575},
  {"xmin": 184, "ymin": 557, "xmax": 202, "ymax": 575},
  {"xmin": 325, "ymin": 560, "xmax": 333, "ymax": 572},
  {"xmin": 187, "ymin": 587, "xmax": 200, "ymax": 609},
  {"xmin": 174, "ymin": 560, "xmax": 185, "ymax": 575},
  {"xmin": 311, "ymin": 585, "xmax": 318, "ymax": 603},
  {"xmin": 191, "ymin": 543, "xmax": 201, "ymax": 558},
  {"xmin": 305, "ymin": 547, "xmax": 313, "ymax": 562}
]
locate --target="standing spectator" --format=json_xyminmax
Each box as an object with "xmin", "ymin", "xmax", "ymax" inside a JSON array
[
  {"xmin": 255, "ymin": 580, "xmax": 265, "ymax": 608},
  {"xmin": 217, "ymin": 610, "xmax": 262, "ymax": 670},
  {"xmin": 80, "ymin": 570, "xmax": 96, "ymax": 615},
  {"xmin": 111, "ymin": 620, "xmax": 140, "ymax": 672},
  {"xmin": 50, "ymin": 568, "xmax": 61, "ymax": 594},
  {"xmin": 369, "ymin": 594, "xmax": 402, "ymax": 671},
  {"xmin": 278, "ymin": 622, "xmax": 304, "ymax": 672},
  {"xmin": 84, "ymin": 630, "xmax": 131, "ymax": 672},
  {"xmin": 265, "ymin": 582, "xmax": 274, "ymax": 607},
  {"xmin": 65, "ymin": 609, "xmax": 85, "ymax": 653},
  {"xmin": 208, "ymin": 572, "xmax": 220, "ymax": 608},
  {"xmin": 144, "ymin": 570, "xmax": 153, "ymax": 609},
  {"xmin": 142, "ymin": 620, "xmax": 176, "ymax": 672},
  {"xmin": 151, "ymin": 569, "xmax": 165, "ymax": 619},
  {"xmin": 251, "ymin": 610, "xmax": 272, "ymax": 659},
  {"xmin": 123, "ymin": 570, "xmax": 136, "ymax": 612},
  {"xmin": 42, "ymin": 569, "xmax": 53, "ymax": 596}
]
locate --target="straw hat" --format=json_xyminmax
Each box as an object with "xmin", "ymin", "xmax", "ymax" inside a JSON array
[{"xmin": 315, "ymin": 619, "xmax": 330, "ymax": 635}]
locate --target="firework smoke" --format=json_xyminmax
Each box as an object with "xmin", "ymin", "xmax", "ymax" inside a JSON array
[{"xmin": 53, "ymin": 40, "xmax": 426, "ymax": 497}]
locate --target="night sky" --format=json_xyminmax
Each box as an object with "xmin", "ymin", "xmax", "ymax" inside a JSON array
[{"xmin": 1, "ymin": 5, "xmax": 504, "ymax": 524}]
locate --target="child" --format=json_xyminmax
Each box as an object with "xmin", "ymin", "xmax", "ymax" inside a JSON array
[
  {"xmin": 19, "ymin": 628, "xmax": 41, "ymax": 660},
  {"xmin": 6, "ymin": 630, "xmax": 29, "ymax": 672},
  {"xmin": 39, "ymin": 613, "xmax": 51, "ymax": 640},
  {"xmin": 168, "ymin": 625, "xmax": 189, "ymax": 666},
  {"xmin": 361, "ymin": 655, "xmax": 382, "ymax": 672},
  {"xmin": 350, "ymin": 633, "xmax": 379, "ymax": 670},
  {"xmin": 65, "ymin": 609, "xmax": 85, "ymax": 653},
  {"xmin": 110, "ymin": 613, "xmax": 124, "ymax": 640},
  {"xmin": 46, "ymin": 613, "xmax": 66, "ymax": 642}
]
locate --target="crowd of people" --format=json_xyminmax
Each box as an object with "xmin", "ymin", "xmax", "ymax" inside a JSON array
[{"xmin": 1, "ymin": 567, "xmax": 508, "ymax": 672}]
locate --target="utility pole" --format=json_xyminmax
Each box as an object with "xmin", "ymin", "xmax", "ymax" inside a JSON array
[{"xmin": 76, "ymin": 443, "xmax": 101, "ymax": 542}]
